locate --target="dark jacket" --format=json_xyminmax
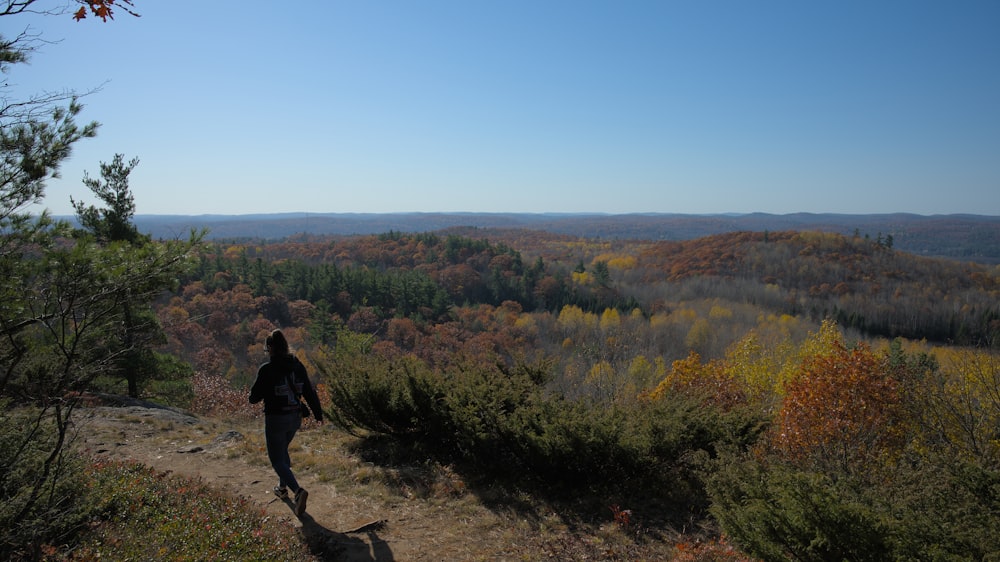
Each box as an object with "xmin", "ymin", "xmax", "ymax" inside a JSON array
[{"xmin": 249, "ymin": 354, "xmax": 323, "ymax": 420}]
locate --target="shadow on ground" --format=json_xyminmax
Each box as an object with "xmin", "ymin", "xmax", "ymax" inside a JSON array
[{"xmin": 275, "ymin": 495, "xmax": 394, "ymax": 561}]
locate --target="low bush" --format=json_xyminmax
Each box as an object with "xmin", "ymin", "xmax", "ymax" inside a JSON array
[
  {"xmin": 77, "ymin": 459, "xmax": 311, "ymax": 561},
  {"xmin": 190, "ymin": 372, "xmax": 260, "ymax": 420},
  {"xmin": 0, "ymin": 405, "xmax": 96, "ymax": 561}
]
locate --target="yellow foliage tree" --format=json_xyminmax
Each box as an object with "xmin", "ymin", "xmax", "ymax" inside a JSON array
[
  {"xmin": 775, "ymin": 318, "xmax": 844, "ymax": 391},
  {"xmin": 600, "ymin": 308, "xmax": 622, "ymax": 331},
  {"xmin": 910, "ymin": 347, "xmax": 1000, "ymax": 466},
  {"xmin": 685, "ymin": 318, "xmax": 714, "ymax": 353},
  {"xmin": 513, "ymin": 314, "xmax": 537, "ymax": 335},
  {"xmin": 722, "ymin": 331, "xmax": 789, "ymax": 407},
  {"xmin": 708, "ymin": 304, "xmax": 733, "ymax": 320},
  {"xmin": 646, "ymin": 351, "xmax": 746, "ymax": 410},
  {"xmin": 585, "ymin": 360, "xmax": 619, "ymax": 403},
  {"xmin": 623, "ymin": 354, "xmax": 666, "ymax": 397}
]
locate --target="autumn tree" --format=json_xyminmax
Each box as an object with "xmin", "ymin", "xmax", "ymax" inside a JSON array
[
  {"xmin": 771, "ymin": 340, "xmax": 905, "ymax": 477},
  {"xmin": 646, "ymin": 351, "xmax": 747, "ymax": 411},
  {"xmin": 71, "ymin": 0, "xmax": 139, "ymax": 21}
]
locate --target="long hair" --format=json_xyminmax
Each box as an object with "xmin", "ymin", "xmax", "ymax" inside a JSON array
[{"xmin": 265, "ymin": 329, "xmax": 289, "ymax": 356}]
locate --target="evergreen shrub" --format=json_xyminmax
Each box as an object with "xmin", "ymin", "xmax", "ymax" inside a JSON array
[
  {"xmin": 705, "ymin": 449, "xmax": 1000, "ymax": 561},
  {"xmin": 322, "ymin": 350, "xmax": 446, "ymax": 437},
  {"xmin": 881, "ymin": 453, "xmax": 1000, "ymax": 561},
  {"xmin": 705, "ymin": 454, "xmax": 891, "ymax": 562},
  {"xmin": 322, "ymin": 336, "xmax": 752, "ymax": 499}
]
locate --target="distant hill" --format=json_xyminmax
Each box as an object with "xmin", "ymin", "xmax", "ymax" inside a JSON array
[{"xmin": 131, "ymin": 212, "xmax": 1000, "ymax": 264}]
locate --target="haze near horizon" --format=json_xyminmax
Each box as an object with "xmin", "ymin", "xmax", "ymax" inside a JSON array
[{"xmin": 15, "ymin": 0, "xmax": 1000, "ymax": 217}]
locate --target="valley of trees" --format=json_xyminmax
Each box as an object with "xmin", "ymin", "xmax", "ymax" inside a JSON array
[
  {"xmin": 157, "ymin": 228, "xmax": 998, "ymax": 392},
  {"xmin": 144, "ymin": 227, "xmax": 999, "ymax": 559},
  {"xmin": 4, "ymin": 2, "xmax": 1000, "ymax": 559}
]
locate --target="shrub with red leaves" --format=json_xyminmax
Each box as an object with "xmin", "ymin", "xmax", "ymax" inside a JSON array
[
  {"xmin": 673, "ymin": 537, "xmax": 757, "ymax": 561},
  {"xmin": 190, "ymin": 372, "xmax": 260, "ymax": 420}
]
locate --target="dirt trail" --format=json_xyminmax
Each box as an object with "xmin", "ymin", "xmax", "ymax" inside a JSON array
[{"xmin": 74, "ymin": 403, "xmax": 533, "ymax": 561}]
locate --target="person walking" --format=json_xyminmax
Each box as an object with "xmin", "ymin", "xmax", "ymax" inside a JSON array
[{"xmin": 249, "ymin": 329, "xmax": 323, "ymax": 516}]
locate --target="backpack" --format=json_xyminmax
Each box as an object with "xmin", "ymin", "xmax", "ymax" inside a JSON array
[{"xmin": 283, "ymin": 370, "xmax": 311, "ymax": 418}]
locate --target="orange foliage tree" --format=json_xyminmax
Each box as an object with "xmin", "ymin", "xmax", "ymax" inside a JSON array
[{"xmin": 771, "ymin": 341, "xmax": 905, "ymax": 476}]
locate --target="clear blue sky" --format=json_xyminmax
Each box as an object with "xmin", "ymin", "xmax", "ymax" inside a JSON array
[{"xmin": 13, "ymin": 0, "xmax": 1000, "ymax": 216}]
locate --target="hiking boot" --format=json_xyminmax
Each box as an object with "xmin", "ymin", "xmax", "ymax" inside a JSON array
[
  {"xmin": 294, "ymin": 488, "xmax": 309, "ymax": 516},
  {"xmin": 273, "ymin": 486, "xmax": 288, "ymax": 499}
]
